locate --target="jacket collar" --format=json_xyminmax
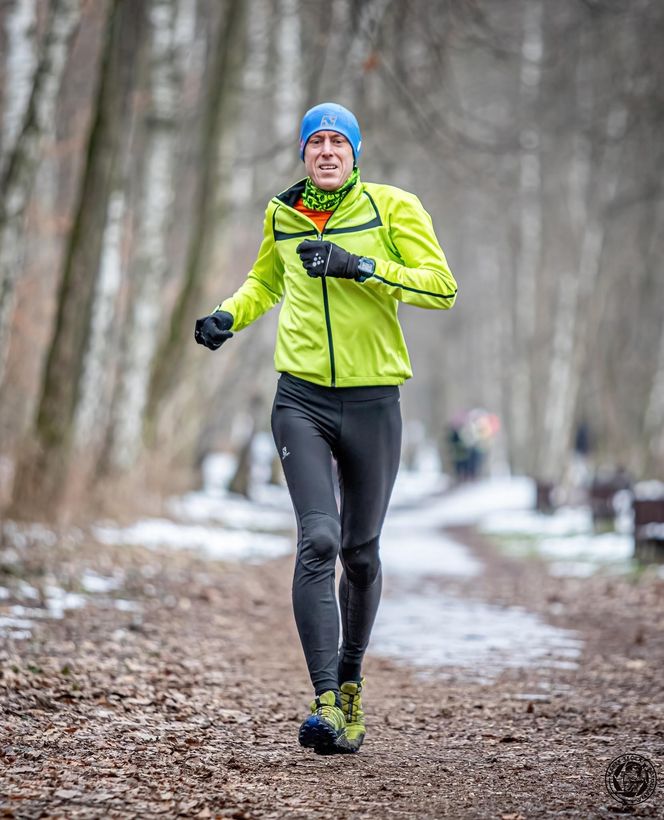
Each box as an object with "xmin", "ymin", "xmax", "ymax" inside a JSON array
[{"xmin": 274, "ymin": 175, "xmax": 364, "ymax": 212}]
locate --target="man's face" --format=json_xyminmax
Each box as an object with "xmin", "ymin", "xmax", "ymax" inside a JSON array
[{"xmin": 304, "ymin": 131, "xmax": 354, "ymax": 191}]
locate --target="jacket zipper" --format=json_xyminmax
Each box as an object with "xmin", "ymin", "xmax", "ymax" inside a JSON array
[
  {"xmin": 274, "ymin": 195, "xmax": 338, "ymax": 387},
  {"xmin": 318, "ymin": 230, "xmax": 336, "ymax": 386}
]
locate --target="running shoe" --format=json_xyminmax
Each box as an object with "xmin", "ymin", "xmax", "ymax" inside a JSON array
[
  {"xmin": 337, "ymin": 678, "xmax": 366, "ymax": 752},
  {"xmin": 298, "ymin": 690, "xmax": 346, "ymax": 755}
]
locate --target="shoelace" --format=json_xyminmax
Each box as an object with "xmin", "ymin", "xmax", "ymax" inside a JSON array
[
  {"xmin": 347, "ymin": 692, "xmax": 356, "ymax": 721},
  {"xmin": 314, "ymin": 699, "xmax": 339, "ymax": 718},
  {"xmin": 343, "ymin": 687, "xmax": 362, "ymax": 722}
]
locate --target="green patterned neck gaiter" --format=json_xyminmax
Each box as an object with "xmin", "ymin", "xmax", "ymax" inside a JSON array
[{"xmin": 302, "ymin": 168, "xmax": 360, "ymax": 211}]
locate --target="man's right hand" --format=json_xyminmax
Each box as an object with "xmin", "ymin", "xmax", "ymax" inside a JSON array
[{"xmin": 194, "ymin": 310, "xmax": 234, "ymax": 350}]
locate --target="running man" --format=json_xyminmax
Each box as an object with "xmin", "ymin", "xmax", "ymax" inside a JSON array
[{"xmin": 195, "ymin": 102, "xmax": 457, "ymax": 754}]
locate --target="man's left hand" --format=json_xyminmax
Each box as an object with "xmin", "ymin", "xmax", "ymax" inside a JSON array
[{"xmin": 296, "ymin": 239, "xmax": 360, "ymax": 280}]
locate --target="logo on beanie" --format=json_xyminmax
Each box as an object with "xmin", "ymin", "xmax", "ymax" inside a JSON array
[{"xmin": 320, "ymin": 114, "xmax": 337, "ymax": 128}]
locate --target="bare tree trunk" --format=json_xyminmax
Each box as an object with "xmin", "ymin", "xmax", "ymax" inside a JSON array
[
  {"xmin": 509, "ymin": 0, "xmax": 542, "ymax": 474},
  {"xmin": 1, "ymin": 0, "xmax": 38, "ymax": 162},
  {"xmin": 73, "ymin": 189, "xmax": 126, "ymax": 449},
  {"xmin": 228, "ymin": 396, "xmax": 263, "ymax": 497},
  {"xmin": 642, "ymin": 195, "xmax": 664, "ymax": 475},
  {"xmin": 644, "ymin": 322, "xmax": 664, "ymax": 473},
  {"xmin": 541, "ymin": 99, "xmax": 627, "ymax": 481},
  {"xmin": 146, "ymin": 0, "xmax": 246, "ymax": 431},
  {"xmin": 11, "ymin": 0, "xmax": 142, "ymax": 516},
  {"xmin": 0, "ymin": 0, "xmax": 82, "ymax": 387},
  {"xmin": 478, "ymin": 200, "xmax": 509, "ymax": 473},
  {"xmin": 273, "ymin": 0, "xmax": 302, "ymax": 176},
  {"xmin": 105, "ymin": 0, "xmax": 186, "ymax": 472}
]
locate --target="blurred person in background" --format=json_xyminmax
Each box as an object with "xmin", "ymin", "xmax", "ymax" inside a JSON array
[
  {"xmin": 195, "ymin": 102, "xmax": 457, "ymax": 754},
  {"xmin": 447, "ymin": 408, "xmax": 500, "ymax": 482}
]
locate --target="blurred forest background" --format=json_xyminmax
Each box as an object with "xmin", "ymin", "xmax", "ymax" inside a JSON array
[{"xmin": 0, "ymin": 0, "xmax": 663, "ymax": 520}]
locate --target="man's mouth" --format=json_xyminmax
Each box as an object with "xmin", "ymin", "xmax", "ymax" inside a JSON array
[{"xmin": 318, "ymin": 164, "xmax": 337, "ymax": 171}]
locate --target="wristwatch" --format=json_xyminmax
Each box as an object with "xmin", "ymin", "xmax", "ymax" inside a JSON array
[{"xmin": 356, "ymin": 256, "xmax": 376, "ymax": 282}]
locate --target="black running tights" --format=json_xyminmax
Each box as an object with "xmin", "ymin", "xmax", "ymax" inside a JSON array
[{"xmin": 271, "ymin": 372, "xmax": 402, "ymax": 695}]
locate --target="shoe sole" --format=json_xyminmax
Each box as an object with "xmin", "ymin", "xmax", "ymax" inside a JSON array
[{"xmin": 298, "ymin": 716, "xmax": 344, "ymax": 755}]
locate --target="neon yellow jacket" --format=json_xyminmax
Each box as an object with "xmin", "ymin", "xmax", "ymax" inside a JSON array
[{"xmin": 217, "ymin": 178, "xmax": 457, "ymax": 387}]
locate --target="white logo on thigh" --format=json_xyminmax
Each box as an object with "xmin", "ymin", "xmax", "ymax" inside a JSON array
[{"xmin": 281, "ymin": 446, "xmax": 291, "ymax": 460}]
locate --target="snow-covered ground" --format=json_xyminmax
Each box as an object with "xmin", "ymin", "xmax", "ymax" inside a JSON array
[
  {"xmin": 1, "ymin": 453, "xmax": 654, "ymax": 682},
  {"xmin": 373, "ymin": 478, "xmax": 584, "ymax": 680},
  {"xmin": 91, "ymin": 448, "xmax": 452, "ymax": 565},
  {"xmin": 93, "ymin": 451, "xmax": 294, "ymax": 563},
  {"xmin": 0, "ymin": 567, "xmax": 135, "ymax": 641},
  {"xmin": 373, "ymin": 590, "xmax": 582, "ymax": 679},
  {"xmin": 477, "ymin": 485, "xmax": 635, "ymax": 578}
]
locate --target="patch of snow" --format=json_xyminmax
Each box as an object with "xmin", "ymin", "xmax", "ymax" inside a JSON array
[
  {"xmin": 537, "ymin": 532, "xmax": 633, "ymax": 562},
  {"xmin": 168, "ymin": 491, "xmax": 292, "ymax": 532},
  {"xmin": 80, "ymin": 570, "xmax": 122, "ymax": 594},
  {"xmin": 547, "ymin": 561, "xmax": 598, "ymax": 578},
  {"xmin": 634, "ymin": 480, "xmax": 664, "ymax": 500},
  {"xmin": 641, "ymin": 523, "xmax": 664, "ymax": 538},
  {"xmin": 389, "ymin": 467, "xmax": 450, "ymax": 508},
  {"xmin": 2, "ymin": 521, "xmax": 58, "ymax": 548},
  {"xmin": 0, "ymin": 615, "xmax": 33, "ymax": 640},
  {"xmin": 250, "ymin": 481, "xmax": 294, "ymax": 509},
  {"xmin": 373, "ymin": 476, "xmax": 587, "ymax": 675},
  {"xmin": 10, "ymin": 605, "xmax": 51, "ymax": 619},
  {"xmin": 17, "ymin": 580, "xmax": 39, "ymax": 600},
  {"xmin": 390, "ymin": 476, "xmax": 535, "ymax": 530},
  {"xmin": 92, "ymin": 518, "xmax": 292, "ymax": 563},
  {"xmin": 44, "ymin": 586, "xmax": 87, "ymax": 619},
  {"xmin": 381, "ymin": 527, "xmax": 482, "ymax": 578},
  {"xmin": 113, "ymin": 599, "xmax": 141, "ymax": 612},
  {"xmin": 459, "ymin": 477, "xmax": 639, "ymax": 577},
  {"xmin": 373, "ymin": 590, "xmax": 582, "ymax": 678},
  {"xmin": 9, "ymin": 604, "xmax": 51, "ymax": 620},
  {"xmin": 201, "ymin": 452, "xmax": 237, "ymax": 492},
  {"xmin": 480, "ymin": 507, "xmax": 592, "ymax": 537}
]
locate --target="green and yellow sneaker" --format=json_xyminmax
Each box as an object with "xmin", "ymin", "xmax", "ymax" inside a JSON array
[
  {"xmin": 337, "ymin": 678, "xmax": 366, "ymax": 753},
  {"xmin": 298, "ymin": 690, "xmax": 346, "ymax": 755}
]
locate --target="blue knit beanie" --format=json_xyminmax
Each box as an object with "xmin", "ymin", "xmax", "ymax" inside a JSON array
[{"xmin": 299, "ymin": 102, "xmax": 362, "ymax": 162}]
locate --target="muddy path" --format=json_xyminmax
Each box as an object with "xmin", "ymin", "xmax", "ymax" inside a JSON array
[{"xmin": 1, "ymin": 519, "xmax": 663, "ymax": 819}]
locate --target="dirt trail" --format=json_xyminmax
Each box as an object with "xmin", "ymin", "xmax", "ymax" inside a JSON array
[{"xmin": 1, "ymin": 522, "xmax": 663, "ymax": 818}]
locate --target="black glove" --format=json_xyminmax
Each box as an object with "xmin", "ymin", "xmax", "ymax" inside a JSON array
[
  {"xmin": 296, "ymin": 239, "xmax": 374, "ymax": 281},
  {"xmin": 194, "ymin": 310, "xmax": 234, "ymax": 350}
]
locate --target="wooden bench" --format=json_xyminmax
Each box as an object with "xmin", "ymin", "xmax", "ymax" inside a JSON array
[
  {"xmin": 535, "ymin": 480, "xmax": 555, "ymax": 514},
  {"xmin": 589, "ymin": 472, "xmax": 632, "ymax": 528},
  {"xmin": 633, "ymin": 496, "xmax": 664, "ymax": 562}
]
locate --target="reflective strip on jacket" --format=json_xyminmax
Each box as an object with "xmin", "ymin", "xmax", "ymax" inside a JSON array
[{"xmin": 218, "ymin": 178, "xmax": 457, "ymax": 387}]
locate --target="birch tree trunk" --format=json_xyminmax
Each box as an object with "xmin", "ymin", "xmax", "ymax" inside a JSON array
[
  {"xmin": 233, "ymin": 0, "xmax": 269, "ymax": 204},
  {"xmin": 104, "ymin": 0, "xmax": 184, "ymax": 471},
  {"xmin": 541, "ymin": 99, "xmax": 627, "ymax": 481},
  {"xmin": 0, "ymin": 0, "xmax": 82, "ymax": 388},
  {"xmin": 273, "ymin": 0, "xmax": 301, "ymax": 176},
  {"xmin": 73, "ymin": 189, "xmax": 126, "ymax": 449},
  {"xmin": 145, "ymin": 0, "xmax": 246, "ymax": 431},
  {"xmin": 1, "ymin": 0, "xmax": 38, "ymax": 162},
  {"xmin": 11, "ymin": 0, "xmax": 141, "ymax": 515},
  {"xmin": 509, "ymin": 0, "xmax": 543, "ymax": 473},
  {"xmin": 644, "ymin": 323, "xmax": 664, "ymax": 475},
  {"xmin": 641, "ymin": 195, "xmax": 664, "ymax": 474}
]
